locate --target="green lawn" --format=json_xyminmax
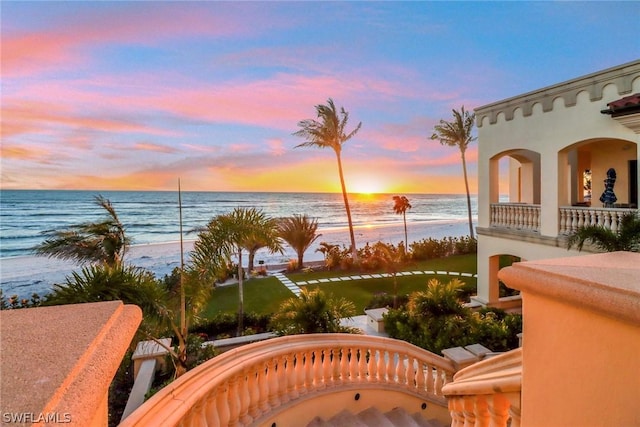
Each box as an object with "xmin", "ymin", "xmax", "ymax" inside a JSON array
[
  {"xmin": 202, "ymin": 276, "xmax": 295, "ymax": 318},
  {"xmin": 201, "ymin": 254, "xmax": 477, "ymax": 318}
]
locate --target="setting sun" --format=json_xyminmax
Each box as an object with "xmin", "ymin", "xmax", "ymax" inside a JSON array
[{"xmin": 349, "ymin": 175, "xmax": 387, "ymax": 195}]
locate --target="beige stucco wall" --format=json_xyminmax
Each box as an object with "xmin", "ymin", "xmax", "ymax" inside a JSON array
[
  {"xmin": 475, "ymin": 62, "xmax": 640, "ymax": 304},
  {"xmin": 499, "ymin": 252, "xmax": 640, "ymax": 427},
  {"xmin": 478, "ymin": 82, "xmax": 639, "ymax": 234}
]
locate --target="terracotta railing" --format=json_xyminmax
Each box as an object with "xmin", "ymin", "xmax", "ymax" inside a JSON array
[
  {"xmin": 119, "ymin": 334, "xmax": 456, "ymax": 427},
  {"xmin": 559, "ymin": 206, "xmax": 637, "ymax": 234},
  {"xmin": 490, "ymin": 203, "xmax": 540, "ymax": 232},
  {"xmin": 442, "ymin": 348, "xmax": 522, "ymax": 427}
]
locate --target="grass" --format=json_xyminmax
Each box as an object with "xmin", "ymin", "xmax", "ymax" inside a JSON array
[
  {"xmin": 201, "ymin": 276, "xmax": 295, "ymax": 317},
  {"xmin": 201, "ymin": 254, "xmax": 477, "ymax": 318}
]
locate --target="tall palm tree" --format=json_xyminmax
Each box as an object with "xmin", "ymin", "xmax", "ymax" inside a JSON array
[
  {"xmin": 566, "ymin": 211, "xmax": 640, "ymax": 252},
  {"xmin": 190, "ymin": 207, "xmax": 283, "ymax": 334},
  {"xmin": 277, "ymin": 214, "xmax": 322, "ymax": 269},
  {"xmin": 33, "ymin": 195, "xmax": 130, "ymax": 267},
  {"xmin": 431, "ymin": 107, "xmax": 476, "ymax": 239},
  {"xmin": 294, "ymin": 98, "xmax": 362, "ymax": 261},
  {"xmin": 392, "ymin": 195, "xmax": 412, "ymax": 248}
]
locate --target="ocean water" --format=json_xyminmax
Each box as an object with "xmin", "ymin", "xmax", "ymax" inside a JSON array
[
  {"xmin": 0, "ymin": 190, "xmax": 477, "ymax": 259},
  {"xmin": 0, "ymin": 190, "xmax": 477, "ymax": 298}
]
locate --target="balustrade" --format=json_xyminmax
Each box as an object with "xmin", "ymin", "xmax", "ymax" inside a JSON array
[
  {"xmin": 120, "ymin": 334, "xmax": 456, "ymax": 427},
  {"xmin": 490, "ymin": 203, "xmax": 540, "ymax": 232},
  {"xmin": 442, "ymin": 348, "xmax": 521, "ymax": 427},
  {"xmin": 559, "ymin": 206, "xmax": 637, "ymax": 234}
]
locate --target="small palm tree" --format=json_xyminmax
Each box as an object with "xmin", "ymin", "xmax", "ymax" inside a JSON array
[
  {"xmin": 271, "ymin": 288, "xmax": 356, "ymax": 335},
  {"xmin": 431, "ymin": 107, "xmax": 476, "ymax": 239},
  {"xmin": 33, "ymin": 195, "xmax": 130, "ymax": 267},
  {"xmin": 190, "ymin": 207, "xmax": 283, "ymax": 334},
  {"xmin": 294, "ymin": 98, "xmax": 362, "ymax": 261},
  {"xmin": 278, "ymin": 214, "xmax": 322, "ymax": 269},
  {"xmin": 392, "ymin": 195, "xmax": 412, "ymax": 248},
  {"xmin": 408, "ymin": 278, "xmax": 469, "ymax": 318},
  {"xmin": 566, "ymin": 211, "xmax": 640, "ymax": 252}
]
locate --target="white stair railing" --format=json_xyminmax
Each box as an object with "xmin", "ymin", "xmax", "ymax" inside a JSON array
[{"xmin": 119, "ymin": 334, "xmax": 456, "ymax": 427}]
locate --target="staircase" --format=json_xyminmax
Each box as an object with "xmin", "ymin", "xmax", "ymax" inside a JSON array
[{"xmin": 307, "ymin": 407, "xmax": 445, "ymax": 427}]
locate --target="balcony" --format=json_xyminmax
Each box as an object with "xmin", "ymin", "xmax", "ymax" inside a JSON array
[
  {"xmin": 488, "ymin": 203, "xmax": 637, "ymax": 237},
  {"xmin": 489, "ymin": 203, "xmax": 540, "ymax": 233}
]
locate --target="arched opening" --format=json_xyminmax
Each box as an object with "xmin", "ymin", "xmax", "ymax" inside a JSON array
[
  {"xmin": 557, "ymin": 138, "xmax": 638, "ymax": 235},
  {"xmin": 484, "ymin": 254, "xmax": 522, "ymax": 309},
  {"xmin": 489, "ymin": 149, "xmax": 541, "ymax": 231}
]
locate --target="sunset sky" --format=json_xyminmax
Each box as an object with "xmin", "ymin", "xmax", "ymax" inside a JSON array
[{"xmin": 2, "ymin": 2, "xmax": 638, "ymax": 194}]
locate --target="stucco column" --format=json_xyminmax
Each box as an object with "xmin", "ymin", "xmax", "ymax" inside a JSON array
[
  {"xmin": 539, "ymin": 150, "xmax": 561, "ymax": 237},
  {"xmin": 477, "ymin": 149, "xmax": 496, "ymax": 229}
]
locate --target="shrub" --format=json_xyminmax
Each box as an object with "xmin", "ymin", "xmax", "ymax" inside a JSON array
[
  {"xmin": 190, "ymin": 312, "xmax": 271, "ymax": 339},
  {"xmin": 384, "ymin": 279, "xmax": 521, "ymax": 355}
]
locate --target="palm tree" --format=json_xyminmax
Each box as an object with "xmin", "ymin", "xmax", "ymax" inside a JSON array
[
  {"xmin": 566, "ymin": 211, "xmax": 640, "ymax": 252},
  {"xmin": 33, "ymin": 195, "xmax": 130, "ymax": 267},
  {"xmin": 277, "ymin": 214, "xmax": 322, "ymax": 269},
  {"xmin": 431, "ymin": 107, "xmax": 476, "ymax": 239},
  {"xmin": 190, "ymin": 207, "xmax": 283, "ymax": 334},
  {"xmin": 294, "ymin": 98, "xmax": 362, "ymax": 261},
  {"xmin": 271, "ymin": 288, "xmax": 356, "ymax": 335},
  {"xmin": 392, "ymin": 195, "xmax": 412, "ymax": 248}
]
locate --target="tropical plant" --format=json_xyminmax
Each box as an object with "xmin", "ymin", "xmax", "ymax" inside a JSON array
[
  {"xmin": 294, "ymin": 98, "xmax": 362, "ymax": 261},
  {"xmin": 384, "ymin": 278, "xmax": 521, "ymax": 354},
  {"xmin": 190, "ymin": 207, "xmax": 283, "ymax": 334},
  {"xmin": 392, "ymin": 195, "xmax": 412, "ymax": 248},
  {"xmin": 271, "ymin": 288, "xmax": 357, "ymax": 335},
  {"xmin": 315, "ymin": 241, "xmax": 351, "ymax": 270},
  {"xmin": 431, "ymin": 107, "xmax": 476, "ymax": 239},
  {"xmin": 33, "ymin": 195, "xmax": 130, "ymax": 267},
  {"xmin": 277, "ymin": 214, "xmax": 322, "ymax": 269},
  {"xmin": 43, "ymin": 264, "xmax": 164, "ymax": 313},
  {"xmin": 369, "ymin": 242, "xmax": 404, "ymax": 308},
  {"xmin": 566, "ymin": 210, "xmax": 640, "ymax": 252}
]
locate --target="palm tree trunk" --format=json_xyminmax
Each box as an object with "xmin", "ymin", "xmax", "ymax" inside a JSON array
[
  {"xmin": 297, "ymin": 251, "xmax": 304, "ymax": 270},
  {"xmin": 335, "ymin": 152, "xmax": 358, "ymax": 261},
  {"xmin": 403, "ymin": 211, "xmax": 408, "ymax": 248},
  {"xmin": 460, "ymin": 151, "xmax": 475, "ymax": 239},
  {"xmin": 237, "ymin": 248, "xmax": 244, "ymax": 335}
]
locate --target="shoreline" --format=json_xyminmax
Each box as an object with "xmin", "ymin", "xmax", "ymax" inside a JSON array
[{"xmin": 1, "ymin": 219, "xmax": 474, "ymax": 299}]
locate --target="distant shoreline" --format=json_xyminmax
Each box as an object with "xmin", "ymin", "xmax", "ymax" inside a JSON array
[{"xmin": 1, "ymin": 218, "xmax": 474, "ymax": 299}]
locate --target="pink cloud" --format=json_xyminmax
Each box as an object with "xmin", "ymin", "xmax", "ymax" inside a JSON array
[
  {"xmin": 0, "ymin": 144, "xmax": 51, "ymax": 161},
  {"xmin": 134, "ymin": 142, "xmax": 177, "ymax": 154},
  {"xmin": 2, "ymin": 4, "xmax": 278, "ymax": 77},
  {"xmin": 267, "ymin": 139, "xmax": 286, "ymax": 156},
  {"xmin": 1, "ymin": 99, "xmax": 172, "ymax": 138}
]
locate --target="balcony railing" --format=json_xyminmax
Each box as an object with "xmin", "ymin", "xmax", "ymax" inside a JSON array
[
  {"xmin": 490, "ymin": 203, "xmax": 540, "ymax": 232},
  {"xmin": 120, "ymin": 334, "xmax": 456, "ymax": 427},
  {"xmin": 442, "ymin": 348, "xmax": 522, "ymax": 427},
  {"xmin": 559, "ymin": 206, "xmax": 637, "ymax": 234}
]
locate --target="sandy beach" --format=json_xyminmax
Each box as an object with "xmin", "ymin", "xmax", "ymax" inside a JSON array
[{"xmin": 1, "ymin": 219, "xmax": 473, "ymax": 299}]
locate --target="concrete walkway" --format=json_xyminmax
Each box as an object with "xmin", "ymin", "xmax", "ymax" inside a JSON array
[{"xmin": 270, "ymin": 269, "xmax": 477, "ymax": 297}]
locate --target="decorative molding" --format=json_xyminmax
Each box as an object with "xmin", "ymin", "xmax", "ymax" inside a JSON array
[{"xmin": 476, "ymin": 60, "xmax": 640, "ymax": 127}]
